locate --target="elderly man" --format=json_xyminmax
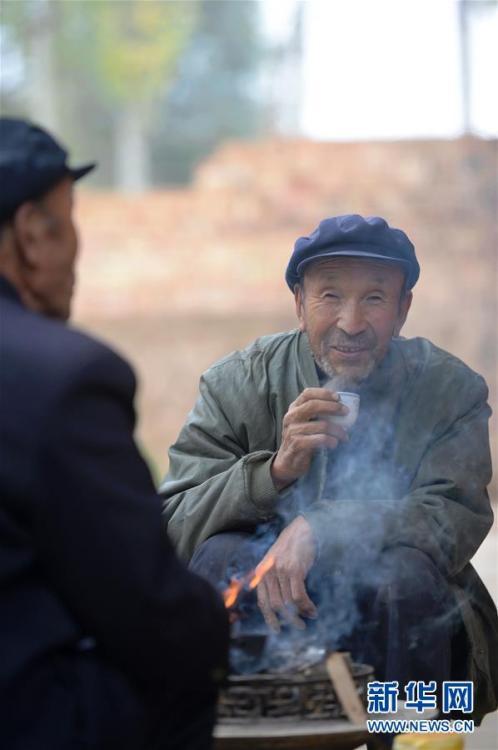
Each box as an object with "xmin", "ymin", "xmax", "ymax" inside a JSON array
[
  {"xmin": 0, "ymin": 118, "xmax": 228, "ymax": 750},
  {"xmin": 161, "ymin": 214, "xmax": 498, "ymax": 721}
]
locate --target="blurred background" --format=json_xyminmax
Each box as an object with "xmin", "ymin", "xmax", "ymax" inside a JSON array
[{"xmin": 1, "ymin": 0, "xmax": 496, "ymax": 487}]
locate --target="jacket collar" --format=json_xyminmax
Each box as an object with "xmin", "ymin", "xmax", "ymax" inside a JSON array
[
  {"xmin": 0, "ymin": 275, "xmax": 22, "ymax": 305},
  {"xmin": 297, "ymin": 331, "xmax": 320, "ymax": 388}
]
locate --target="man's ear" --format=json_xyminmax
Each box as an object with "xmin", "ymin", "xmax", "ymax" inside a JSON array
[
  {"xmin": 394, "ymin": 291, "xmax": 413, "ymax": 336},
  {"xmin": 294, "ymin": 283, "xmax": 306, "ymax": 332},
  {"xmin": 11, "ymin": 202, "xmax": 48, "ymax": 268}
]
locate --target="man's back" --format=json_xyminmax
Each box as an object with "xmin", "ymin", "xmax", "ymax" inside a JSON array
[{"xmin": 0, "ymin": 277, "xmax": 228, "ymax": 748}]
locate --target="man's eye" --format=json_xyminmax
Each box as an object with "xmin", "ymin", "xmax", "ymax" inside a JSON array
[
  {"xmin": 367, "ymin": 295, "xmax": 384, "ymax": 303},
  {"xmin": 323, "ymin": 293, "xmax": 339, "ymax": 299}
]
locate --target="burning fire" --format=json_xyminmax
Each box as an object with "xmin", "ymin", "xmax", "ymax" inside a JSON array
[
  {"xmin": 247, "ymin": 556, "xmax": 275, "ymax": 590},
  {"xmin": 223, "ymin": 556, "xmax": 275, "ymax": 609},
  {"xmin": 223, "ymin": 579, "xmax": 244, "ymax": 609}
]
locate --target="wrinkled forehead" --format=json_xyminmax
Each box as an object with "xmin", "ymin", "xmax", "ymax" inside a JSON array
[{"xmin": 302, "ymin": 256, "xmax": 406, "ymax": 289}]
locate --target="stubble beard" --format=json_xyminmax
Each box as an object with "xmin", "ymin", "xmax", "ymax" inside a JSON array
[{"xmin": 314, "ymin": 338, "xmax": 378, "ymax": 391}]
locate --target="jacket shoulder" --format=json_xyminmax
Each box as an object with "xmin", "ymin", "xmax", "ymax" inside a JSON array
[
  {"xmin": 203, "ymin": 329, "xmax": 297, "ymax": 377},
  {"xmin": 200, "ymin": 329, "xmax": 302, "ymax": 396},
  {"xmin": 393, "ymin": 336, "xmax": 489, "ymax": 402},
  {"xmin": 1, "ymin": 297, "xmax": 135, "ymax": 399},
  {"xmin": 209, "ymin": 330, "xmax": 300, "ymax": 369}
]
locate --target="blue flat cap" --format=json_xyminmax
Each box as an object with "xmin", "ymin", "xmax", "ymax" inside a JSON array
[
  {"xmin": 286, "ymin": 214, "xmax": 420, "ymax": 291},
  {"xmin": 0, "ymin": 117, "xmax": 96, "ymax": 222}
]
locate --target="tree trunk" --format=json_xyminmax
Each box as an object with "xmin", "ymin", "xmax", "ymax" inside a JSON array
[
  {"xmin": 114, "ymin": 105, "xmax": 150, "ymax": 192},
  {"xmin": 458, "ymin": 0, "xmax": 471, "ymax": 135},
  {"xmin": 26, "ymin": 2, "xmax": 59, "ymax": 133}
]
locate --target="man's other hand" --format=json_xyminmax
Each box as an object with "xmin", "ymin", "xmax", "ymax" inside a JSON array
[
  {"xmin": 256, "ymin": 516, "xmax": 318, "ymax": 632},
  {"xmin": 271, "ymin": 387, "xmax": 348, "ymax": 491}
]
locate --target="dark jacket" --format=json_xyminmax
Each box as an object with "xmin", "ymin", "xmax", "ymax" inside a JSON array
[
  {"xmin": 161, "ymin": 329, "xmax": 497, "ymax": 721},
  {"xmin": 0, "ymin": 276, "xmax": 228, "ymax": 749}
]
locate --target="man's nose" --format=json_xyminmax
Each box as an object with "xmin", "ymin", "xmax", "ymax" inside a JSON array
[{"xmin": 337, "ymin": 301, "xmax": 367, "ymax": 336}]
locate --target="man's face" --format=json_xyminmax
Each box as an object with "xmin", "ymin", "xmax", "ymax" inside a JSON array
[
  {"xmin": 295, "ymin": 257, "xmax": 412, "ymax": 384},
  {"xmin": 25, "ymin": 177, "xmax": 78, "ymax": 320}
]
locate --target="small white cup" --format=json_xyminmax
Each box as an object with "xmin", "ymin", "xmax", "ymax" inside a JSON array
[{"xmin": 326, "ymin": 391, "xmax": 360, "ymax": 431}]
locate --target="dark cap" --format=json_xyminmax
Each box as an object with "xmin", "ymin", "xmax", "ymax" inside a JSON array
[
  {"xmin": 0, "ymin": 117, "xmax": 96, "ymax": 222},
  {"xmin": 285, "ymin": 214, "xmax": 420, "ymax": 291}
]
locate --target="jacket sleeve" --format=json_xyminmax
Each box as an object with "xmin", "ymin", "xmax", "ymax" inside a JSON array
[
  {"xmin": 161, "ymin": 363, "xmax": 280, "ymax": 561},
  {"xmin": 304, "ymin": 373, "xmax": 494, "ymax": 579},
  {"xmin": 31, "ymin": 347, "xmax": 229, "ymax": 695}
]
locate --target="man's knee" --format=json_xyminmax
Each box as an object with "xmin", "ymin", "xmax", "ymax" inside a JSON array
[
  {"xmin": 375, "ymin": 547, "xmax": 449, "ymax": 607},
  {"xmin": 189, "ymin": 532, "xmax": 255, "ymax": 586}
]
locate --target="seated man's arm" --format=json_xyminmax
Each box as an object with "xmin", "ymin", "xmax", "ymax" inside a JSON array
[
  {"xmin": 305, "ymin": 372, "xmax": 493, "ymax": 578},
  {"xmin": 33, "ymin": 347, "xmax": 228, "ymax": 695},
  {"xmin": 161, "ymin": 361, "xmax": 280, "ymax": 561}
]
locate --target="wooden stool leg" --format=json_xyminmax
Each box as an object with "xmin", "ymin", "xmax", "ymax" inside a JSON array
[{"xmin": 367, "ymin": 734, "xmax": 392, "ymax": 750}]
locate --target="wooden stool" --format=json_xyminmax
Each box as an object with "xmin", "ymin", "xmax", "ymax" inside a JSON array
[
  {"xmin": 215, "ymin": 703, "xmax": 437, "ymax": 750},
  {"xmin": 214, "ymin": 718, "xmax": 388, "ymax": 749}
]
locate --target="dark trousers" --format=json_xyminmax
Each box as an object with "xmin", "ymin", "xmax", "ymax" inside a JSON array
[{"xmin": 190, "ymin": 531, "xmax": 455, "ymax": 687}]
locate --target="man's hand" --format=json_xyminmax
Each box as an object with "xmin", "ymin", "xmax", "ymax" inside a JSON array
[
  {"xmin": 256, "ymin": 516, "xmax": 318, "ymax": 632},
  {"xmin": 271, "ymin": 387, "xmax": 349, "ymax": 491}
]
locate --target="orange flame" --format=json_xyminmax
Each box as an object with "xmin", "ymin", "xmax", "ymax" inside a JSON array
[
  {"xmin": 223, "ymin": 556, "xmax": 275, "ymax": 609},
  {"xmin": 223, "ymin": 578, "xmax": 244, "ymax": 609},
  {"xmin": 248, "ymin": 556, "xmax": 275, "ymax": 590}
]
